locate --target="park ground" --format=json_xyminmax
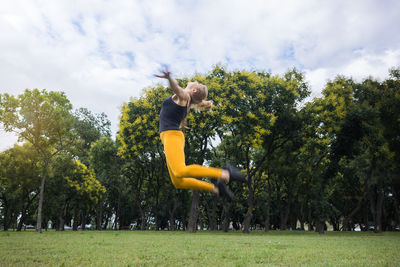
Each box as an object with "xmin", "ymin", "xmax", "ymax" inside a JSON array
[{"xmin": 0, "ymin": 230, "xmax": 399, "ymax": 266}]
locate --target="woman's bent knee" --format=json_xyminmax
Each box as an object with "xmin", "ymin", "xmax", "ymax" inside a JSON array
[
  {"xmin": 173, "ymin": 167, "xmax": 189, "ymax": 178},
  {"xmin": 172, "ymin": 179, "xmax": 186, "ymax": 189}
]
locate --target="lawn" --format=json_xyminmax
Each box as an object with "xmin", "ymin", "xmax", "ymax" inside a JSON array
[{"xmin": 0, "ymin": 230, "xmax": 399, "ymax": 266}]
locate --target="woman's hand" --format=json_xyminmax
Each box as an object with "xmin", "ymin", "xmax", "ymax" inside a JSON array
[
  {"xmin": 155, "ymin": 71, "xmax": 170, "ymax": 79},
  {"xmin": 155, "ymin": 65, "xmax": 171, "ymax": 79},
  {"xmin": 154, "ymin": 65, "xmax": 188, "ymax": 103}
]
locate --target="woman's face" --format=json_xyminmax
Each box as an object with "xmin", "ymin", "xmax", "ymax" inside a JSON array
[
  {"xmin": 187, "ymin": 81, "xmax": 200, "ymax": 91},
  {"xmin": 187, "ymin": 81, "xmax": 204, "ymax": 104}
]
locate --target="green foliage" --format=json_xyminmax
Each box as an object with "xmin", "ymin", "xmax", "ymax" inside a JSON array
[
  {"xmin": 118, "ymin": 86, "xmax": 169, "ymax": 159},
  {"xmin": 0, "ymin": 89, "xmax": 75, "ymax": 158},
  {"xmin": 1, "ymin": 67, "xmax": 400, "ymax": 233},
  {"xmin": 72, "ymin": 108, "xmax": 112, "ymax": 166},
  {"xmin": 90, "ymin": 136, "xmax": 120, "ymax": 182},
  {"xmin": 0, "ymin": 143, "xmax": 41, "ymax": 230},
  {"xmin": 0, "ymin": 89, "xmax": 78, "ymax": 232},
  {"xmin": 65, "ymin": 160, "xmax": 106, "ymax": 203}
]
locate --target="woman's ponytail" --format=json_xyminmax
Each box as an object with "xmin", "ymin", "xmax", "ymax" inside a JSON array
[{"xmin": 192, "ymin": 100, "xmax": 213, "ymax": 112}]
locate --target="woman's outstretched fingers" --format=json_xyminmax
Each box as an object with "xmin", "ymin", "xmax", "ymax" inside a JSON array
[
  {"xmin": 155, "ymin": 71, "xmax": 170, "ymax": 79},
  {"xmin": 155, "ymin": 64, "xmax": 171, "ymax": 79}
]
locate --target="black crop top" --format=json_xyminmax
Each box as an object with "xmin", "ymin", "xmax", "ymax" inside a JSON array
[{"xmin": 159, "ymin": 96, "xmax": 187, "ymax": 132}]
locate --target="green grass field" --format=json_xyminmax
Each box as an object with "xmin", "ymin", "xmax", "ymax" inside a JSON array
[{"xmin": 1, "ymin": 230, "xmax": 399, "ymax": 266}]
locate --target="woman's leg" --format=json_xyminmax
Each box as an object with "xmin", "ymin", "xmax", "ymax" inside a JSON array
[
  {"xmin": 161, "ymin": 130, "xmax": 223, "ymax": 179},
  {"xmin": 166, "ymin": 161, "xmax": 214, "ymax": 192}
]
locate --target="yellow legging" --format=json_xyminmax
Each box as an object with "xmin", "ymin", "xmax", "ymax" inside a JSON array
[{"xmin": 160, "ymin": 130, "xmax": 223, "ymax": 192}]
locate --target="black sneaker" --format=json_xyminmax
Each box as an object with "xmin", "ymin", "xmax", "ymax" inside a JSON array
[
  {"xmin": 217, "ymin": 180, "xmax": 234, "ymax": 201},
  {"xmin": 226, "ymin": 164, "xmax": 246, "ymax": 185}
]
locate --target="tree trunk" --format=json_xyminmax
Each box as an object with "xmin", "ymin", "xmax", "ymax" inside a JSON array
[
  {"xmin": 154, "ymin": 211, "xmax": 160, "ymax": 231},
  {"xmin": 168, "ymin": 193, "xmax": 178, "ymax": 231},
  {"xmin": 17, "ymin": 193, "xmax": 27, "ymax": 232},
  {"xmin": 17, "ymin": 215, "xmax": 25, "ymax": 232},
  {"xmin": 300, "ymin": 220, "xmax": 305, "ymax": 231},
  {"xmin": 374, "ymin": 173, "xmax": 384, "ymax": 233},
  {"xmin": 35, "ymin": 170, "xmax": 47, "ymax": 234},
  {"xmin": 43, "ymin": 218, "xmax": 48, "ymax": 231},
  {"xmin": 169, "ymin": 208, "xmax": 175, "ymax": 231},
  {"xmin": 382, "ymin": 200, "xmax": 388, "ymax": 231},
  {"xmin": 330, "ymin": 216, "xmax": 339, "ymax": 231},
  {"xmin": 317, "ymin": 221, "xmax": 325, "ymax": 234},
  {"xmin": 221, "ymin": 202, "xmax": 231, "ymax": 232},
  {"xmin": 1, "ymin": 197, "xmax": 9, "ymax": 231},
  {"xmin": 315, "ymin": 197, "xmax": 324, "ymax": 234},
  {"xmin": 367, "ymin": 157, "xmax": 378, "ymax": 230},
  {"xmin": 17, "ymin": 192, "xmax": 38, "ymax": 232},
  {"xmin": 307, "ymin": 204, "xmax": 314, "ymax": 231},
  {"xmin": 362, "ymin": 204, "xmax": 369, "ymax": 231},
  {"xmin": 264, "ymin": 203, "xmax": 270, "ymax": 232},
  {"xmin": 73, "ymin": 206, "xmax": 79, "ymax": 231},
  {"xmin": 265, "ymin": 179, "xmax": 272, "ymax": 232},
  {"xmin": 187, "ymin": 191, "xmax": 200, "ymax": 233},
  {"xmin": 58, "ymin": 213, "xmax": 65, "ymax": 231},
  {"xmin": 81, "ymin": 210, "xmax": 87, "ymax": 231},
  {"xmin": 96, "ymin": 198, "xmax": 104, "ymax": 230},
  {"xmin": 17, "ymin": 211, "xmax": 26, "ymax": 232},
  {"xmin": 115, "ymin": 194, "xmax": 121, "ymax": 230},
  {"xmin": 276, "ymin": 183, "xmax": 281, "ymax": 229},
  {"xmin": 290, "ymin": 210, "xmax": 297, "ymax": 230},
  {"xmin": 206, "ymin": 197, "xmax": 217, "ymax": 231},
  {"xmin": 342, "ymin": 200, "xmax": 363, "ymax": 231},
  {"xmin": 169, "ymin": 214, "xmax": 175, "ymax": 231},
  {"xmin": 343, "ymin": 158, "xmax": 375, "ymax": 231},
  {"xmin": 392, "ymin": 187, "xmax": 400, "ymax": 226},
  {"xmin": 182, "ymin": 213, "xmax": 188, "ymax": 231},
  {"xmin": 242, "ymin": 186, "xmax": 254, "ymax": 233},
  {"xmin": 119, "ymin": 209, "xmax": 124, "ymax": 230},
  {"xmin": 139, "ymin": 206, "xmax": 146, "ymax": 230},
  {"xmin": 299, "ymin": 202, "xmax": 305, "ymax": 230},
  {"xmin": 280, "ymin": 200, "xmax": 290, "ymax": 230},
  {"xmin": 280, "ymin": 180, "xmax": 292, "ymax": 230},
  {"xmin": 57, "ymin": 202, "xmax": 66, "ymax": 231},
  {"xmin": 104, "ymin": 211, "xmax": 110, "ymax": 230},
  {"xmin": 315, "ymin": 213, "xmax": 325, "ymax": 234},
  {"xmin": 187, "ymin": 143, "xmax": 207, "ymax": 233}
]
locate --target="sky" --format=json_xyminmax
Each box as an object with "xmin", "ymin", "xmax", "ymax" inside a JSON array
[{"xmin": 1, "ymin": 0, "xmax": 399, "ymax": 151}]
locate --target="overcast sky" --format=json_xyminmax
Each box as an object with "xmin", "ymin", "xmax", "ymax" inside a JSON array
[{"xmin": 1, "ymin": 0, "xmax": 399, "ymax": 151}]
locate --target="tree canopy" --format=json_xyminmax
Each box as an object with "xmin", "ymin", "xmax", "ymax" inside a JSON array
[{"xmin": 1, "ymin": 66, "xmax": 399, "ymax": 233}]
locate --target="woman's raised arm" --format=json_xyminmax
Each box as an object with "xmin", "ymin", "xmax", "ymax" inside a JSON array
[{"xmin": 155, "ymin": 69, "xmax": 189, "ymax": 102}]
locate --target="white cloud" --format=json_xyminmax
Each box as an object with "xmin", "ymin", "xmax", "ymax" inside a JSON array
[
  {"xmin": 1, "ymin": 0, "xmax": 400, "ymax": 151},
  {"xmin": 305, "ymin": 49, "xmax": 400, "ymax": 97},
  {"xmin": 342, "ymin": 49, "xmax": 400, "ymax": 80}
]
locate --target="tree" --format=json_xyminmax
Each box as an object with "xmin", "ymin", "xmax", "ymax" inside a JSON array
[
  {"xmin": 70, "ymin": 108, "xmax": 112, "ymax": 228},
  {"xmin": 180, "ymin": 74, "xmax": 225, "ymax": 232},
  {"xmin": 0, "ymin": 89, "xmax": 75, "ymax": 233},
  {"xmin": 0, "ymin": 143, "xmax": 41, "ymax": 231},
  {"xmin": 65, "ymin": 159, "xmax": 106, "ymax": 230},
  {"xmin": 89, "ymin": 137, "xmax": 123, "ymax": 230},
  {"xmin": 73, "ymin": 108, "xmax": 111, "ymax": 166},
  {"xmin": 118, "ymin": 86, "xmax": 171, "ymax": 230},
  {"xmin": 210, "ymin": 68, "xmax": 309, "ymax": 233}
]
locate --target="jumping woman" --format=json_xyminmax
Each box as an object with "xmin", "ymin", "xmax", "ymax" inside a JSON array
[{"xmin": 156, "ymin": 67, "xmax": 245, "ymax": 200}]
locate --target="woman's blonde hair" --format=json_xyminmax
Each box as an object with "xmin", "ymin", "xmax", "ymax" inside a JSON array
[{"xmin": 180, "ymin": 83, "xmax": 213, "ymax": 130}]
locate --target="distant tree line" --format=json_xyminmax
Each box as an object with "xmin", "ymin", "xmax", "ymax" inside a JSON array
[{"xmin": 1, "ymin": 66, "xmax": 399, "ymax": 234}]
